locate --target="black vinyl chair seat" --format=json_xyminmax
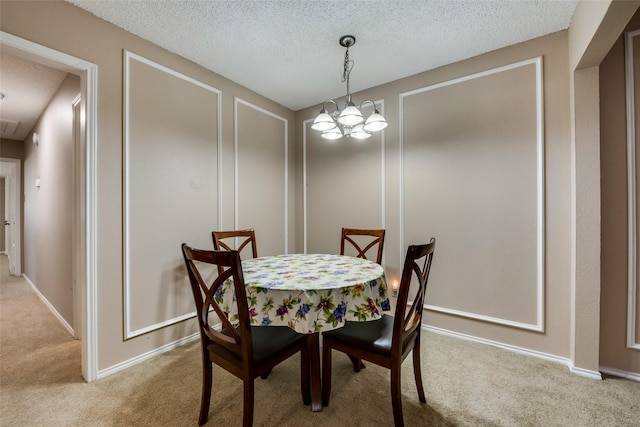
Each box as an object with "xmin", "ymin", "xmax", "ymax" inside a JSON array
[
  {"xmin": 321, "ymin": 315, "xmax": 416, "ymax": 357},
  {"xmin": 214, "ymin": 325, "xmax": 308, "ymax": 363}
]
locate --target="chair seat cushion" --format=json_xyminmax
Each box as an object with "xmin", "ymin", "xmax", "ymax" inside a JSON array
[
  {"xmin": 323, "ymin": 315, "xmax": 393, "ymax": 355},
  {"xmin": 323, "ymin": 314, "xmax": 415, "ymax": 357},
  {"xmin": 251, "ymin": 325, "xmax": 307, "ymax": 362},
  {"xmin": 211, "ymin": 325, "xmax": 306, "ymax": 364}
]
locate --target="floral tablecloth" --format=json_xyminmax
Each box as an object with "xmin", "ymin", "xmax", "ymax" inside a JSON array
[{"xmin": 218, "ymin": 253, "xmax": 390, "ymax": 333}]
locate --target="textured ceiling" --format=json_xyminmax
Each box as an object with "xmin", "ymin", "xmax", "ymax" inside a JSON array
[
  {"xmin": 0, "ymin": 1, "xmax": 579, "ymax": 143},
  {"xmin": 67, "ymin": 0, "xmax": 578, "ymax": 111}
]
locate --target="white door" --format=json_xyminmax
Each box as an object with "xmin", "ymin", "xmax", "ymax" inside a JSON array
[{"xmin": 0, "ymin": 158, "xmax": 21, "ymax": 276}]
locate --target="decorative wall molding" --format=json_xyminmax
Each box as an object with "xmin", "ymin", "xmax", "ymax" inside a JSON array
[
  {"xmin": 302, "ymin": 100, "xmax": 386, "ymax": 254},
  {"xmin": 401, "ymin": 57, "xmax": 545, "ymax": 332},
  {"xmin": 626, "ymin": 30, "xmax": 640, "ymax": 350},
  {"xmin": 302, "ymin": 117, "xmax": 310, "ymax": 253},
  {"xmin": 123, "ymin": 50, "xmax": 221, "ymax": 339},
  {"xmin": 233, "ymin": 97, "xmax": 289, "ymax": 253}
]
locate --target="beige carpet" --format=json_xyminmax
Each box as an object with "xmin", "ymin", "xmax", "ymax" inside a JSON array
[{"xmin": 1, "ymin": 254, "xmax": 639, "ymax": 426}]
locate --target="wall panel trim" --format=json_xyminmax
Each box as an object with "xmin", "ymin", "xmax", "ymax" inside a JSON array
[
  {"xmin": 233, "ymin": 98, "xmax": 289, "ymax": 253},
  {"xmin": 400, "ymin": 57, "xmax": 545, "ymax": 332},
  {"xmin": 123, "ymin": 50, "xmax": 222, "ymax": 339},
  {"xmin": 626, "ymin": 29, "xmax": 640, "ymax": 350},
  {"xmin": 302, "ymin": 100, "xmax": 386, "ymax": 254}
]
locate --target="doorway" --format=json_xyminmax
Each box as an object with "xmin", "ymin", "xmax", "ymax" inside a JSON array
[
  {"xmin": 0, "ymin": 158, "xmax": 21, "ymax": 276},
  {"xmin": 0, "ymin": 31, "xmax": 98, "ymax": 381}
]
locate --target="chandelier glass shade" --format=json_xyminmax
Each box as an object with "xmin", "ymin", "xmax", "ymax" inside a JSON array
[{"xmin": 311, "ymin": 35, "xmax": 388, "ymax": 140}]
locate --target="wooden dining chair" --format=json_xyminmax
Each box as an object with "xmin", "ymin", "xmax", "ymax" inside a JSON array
[
  {"xmin": 322, "ymin": 238, "xmax": 436, "ymax": 427},
  {"xmin": 212, "ymin": 228, "xmax": 258, "ymax": 259},
  {"xmin": 212, "ymin": 229, "xmax": 258, "ymax": 276},
  {"xmin": 339, "ymin": 227, "xmax": 386, "ymax": 371},
  {"xmin": 181, "ymin": 244, "xmax": 311, "ymax": 427},
  {"xmin": 340, "ymin": 227, "xmax": 386, "ymax": 264}
]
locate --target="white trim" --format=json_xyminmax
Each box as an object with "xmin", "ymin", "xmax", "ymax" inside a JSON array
[
  {"xmin": 303, "ymin": 118, "xmax": 311, "ymax": 253},
  {"xmin": 233, "ymin": 98, "xmax": 289, "ymax": 253},
  {"xmin": 378, "ymin": 101, "xmax": 387, "ymax": 265},
  {"xmin": 123, "ymin": 50, "xmax": 221, "ymax": 340},
  {"xmin": 425, "ymin": 325, "xmax": 602, "ymax": 380},
  {"xmin": 233, "ymin": 99, "xmax": 239, "ymax": 231},
  {"xmin": 599, "ymin": 365, "xmax": 640, "ymax": 382},
  {"xmin": 568, "ymin": 363, "xmax": 603, "ymax": 380},
  {"xmin": 23, "ymin": 274, "xmax": 74, "ymax": 336},
  {"xmin": 84, "ymin": 54, "xmax": 99, "ymax": 382},
  {"xmin": 536, "ymin": 56, "xmax": 546, "ymax": 332},
  {"xmin": 1, "ymin": 31, "xmax": 99, "ymax": 382},
  {"xmin": 72, "ymin": 94, "xmax": 82, "ymax": 340},
  {"xmin": 398, "ymin": 92, "xmax": 405, "ymax": 265},
  {"xmin": 626, "ymin": 30, "xmax": 640, "ymax": 350},
  {"xmin": 97, "ymin": 333, "xmax": 200, "ymax": 379},
  {"xmin": 400, "ymin": 57, "xmax": 545, "ymax": 332},
  {"xmin": 423, "ymin": 304, "xmax": 545, "ymax": 332}
]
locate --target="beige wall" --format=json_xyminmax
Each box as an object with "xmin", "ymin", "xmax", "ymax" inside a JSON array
[
  {"xmin": 600, "ymin": 9, "xmax": 640, "ymax": 374},
  {"xmin": 304, "ymin": 123, "xmax": 385, "ymax": 256},
  {"xmin": 236, "ymin": 99, "xmax": 292, "ymax": 255},
  {"xmin": 22, "ymin": 73, "xmax": 78, "ymax": 325}
]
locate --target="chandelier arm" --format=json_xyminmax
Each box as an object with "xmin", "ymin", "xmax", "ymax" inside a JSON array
[
  {"xmin": 314, "ymin": 34, "xmax": 386, "ymax": 141},
  {"xmin": 323, "ymin": 99, "xmax": 339, "ymax": 113},
  {"xmin": 359, "ymin": 99, "xmax": 378, "ymax": 112}
]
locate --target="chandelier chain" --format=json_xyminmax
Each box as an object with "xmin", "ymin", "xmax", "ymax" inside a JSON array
[
  {"xmin": 311, "ymin": 34, "xmax": 388, "ymax": 140},
  {"xmin": 341, "ymin": 47, "xmax": 354, "ymax": 97}
]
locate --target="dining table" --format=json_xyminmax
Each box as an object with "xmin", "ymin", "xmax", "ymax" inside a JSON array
[{"xmin": 217, "ymin": 253, "xmax": 390, "ymax": 412}]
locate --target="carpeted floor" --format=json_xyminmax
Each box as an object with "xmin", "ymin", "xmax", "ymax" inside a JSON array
[{"xmin": 1, "ymin": 254, "xmax": 639, "ymax": 426}]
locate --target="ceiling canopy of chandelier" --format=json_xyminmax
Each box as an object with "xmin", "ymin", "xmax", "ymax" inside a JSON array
[{"xmin": 311, "ymin": 35, "xmax": 388, "ymax": 141}]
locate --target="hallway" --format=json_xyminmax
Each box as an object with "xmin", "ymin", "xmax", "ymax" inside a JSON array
[{"xmin": 0, "ymin": 253, "xmax": 82, "ymax": 408}]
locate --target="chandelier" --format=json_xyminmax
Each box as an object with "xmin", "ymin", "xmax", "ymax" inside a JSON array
[{"xmin": 311, "ymin": 35, "xmax": 388, "ymax": 140}]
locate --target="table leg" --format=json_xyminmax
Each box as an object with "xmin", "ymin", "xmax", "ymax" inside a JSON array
[{"xmin": 309, "ymin": 332, "xmax": 323, "ymax": 412}]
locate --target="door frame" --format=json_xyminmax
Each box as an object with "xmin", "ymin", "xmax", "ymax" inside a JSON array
[
  {"xmin": 1, "ymin": 31, "xmax": 99, "ymax": 381},
  {"xmin": 0, "ymin": 157, "xmax": 20, "ymax": 275}
]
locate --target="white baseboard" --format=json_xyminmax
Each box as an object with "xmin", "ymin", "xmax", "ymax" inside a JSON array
[
  {"xmin": 424, "ymin": 324, "xmax": 606, "ymax": 380},
  {"xmin": 97, "ymin": 332, "xmax": 200, "ymax": 379},
  {"xmin": 600, "ymin": 365, "xmax": 640, "ymax": 382},
  {"xmin": 23, "ymin": 274, "xmax": 75, "ymax": 337},
  {"xmin": 568, "ymin": 363, "xmax": 603, "ymax": 380}
]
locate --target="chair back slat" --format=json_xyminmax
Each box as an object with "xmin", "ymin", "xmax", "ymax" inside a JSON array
[
  {"xmin": 394, "ymin": 238, "xmax": 436, "ymax": 344},
  {"xmin": 212, "ymin": 229, "xmax": 258, "ymax": 276},
  {"xmin": 212, "ymin": 229, "xmax": 258, "ymax": 259},
  {"xmin": 182, "ymin": 244, "xmax": 252, "ymax": 359},
  {"xmin": 340, "ymin": 228, "xmax": 386, "ymax": 264}
]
